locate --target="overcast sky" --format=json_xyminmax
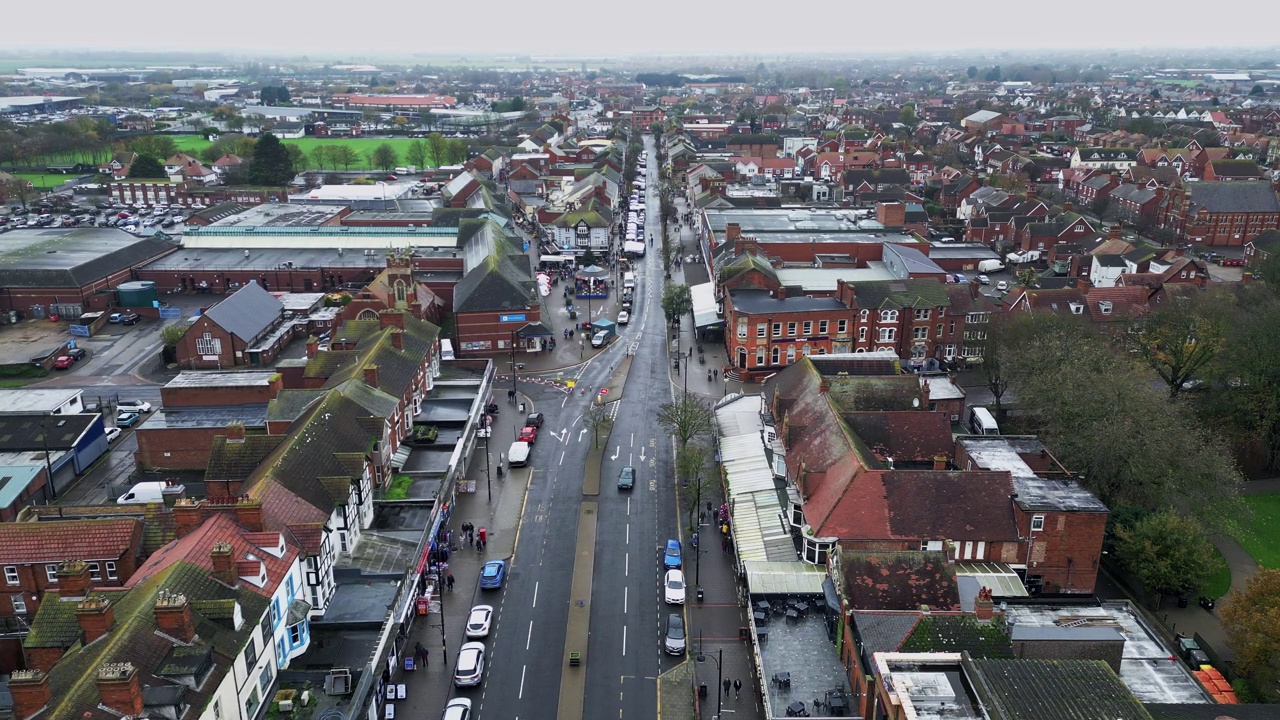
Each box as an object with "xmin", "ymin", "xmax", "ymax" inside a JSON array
[{"xmin": 6, "ymin": 0, "xmax": 1280, "ymax": 60}]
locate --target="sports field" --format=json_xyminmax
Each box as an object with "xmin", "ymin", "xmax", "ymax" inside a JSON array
[{"xmin": 172, "ymin": 135, "xmax": 437, "ymax": 171}]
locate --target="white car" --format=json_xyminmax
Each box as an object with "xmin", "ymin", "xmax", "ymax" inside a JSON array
[
  {"xmin": 664, "ymin": 569, "xmax": 686, "ymax": 605},
  {"xmin": 465, "ymin": 605, "xmax": 493, "ymax": 638},
  {"xmin": 105, "ymin": 427, "xmax": 122, "ymax": 443},
  {"xmin": 441, "ymin": 698, "xmax": 472, "ymax": 720},
  {"xmin": 996, "ymin": 280, "xmax": 1009, "ymax": 291},
  {"xmin": 453, "ymin": 642, "xmax": 486, "ymax": 687},
  {"xmin": 117, "ymin": 400, "xmax": 153, "ymax": 414},
  {"xmin": 591, "ymin": 331, "xmax": 609, "ymax": 348},
  {"xmin": 617, "ymin": 311, "xmax": 630, "ymax": 325}
]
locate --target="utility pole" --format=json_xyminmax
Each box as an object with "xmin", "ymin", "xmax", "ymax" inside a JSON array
[{"xmin": 481, "ymin": 415, "xmax": 492, "ymax": 502}]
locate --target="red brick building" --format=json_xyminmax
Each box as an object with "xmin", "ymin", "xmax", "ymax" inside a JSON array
[
  {"xmin": 1158, "ymin": 181, "xmax": 1280, "ymax": 246},
  {"xmin": 631, "ymin": 105, "xmax": 666, "ymax": 129},
  {"xmin": 452, "ymin": 255, "xmax": 543, "ymax": 355},
  {"xmin": 174, "ymin": 281, "xmax": 289, "ymax": 369}
]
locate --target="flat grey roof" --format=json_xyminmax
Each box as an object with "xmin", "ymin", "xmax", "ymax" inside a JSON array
[
  {"xmin": 0, "ymin": 388, "xmax": 81, "ymax": 413},
  {"xmin": 957, "ymin": 435, "xmax": 1107, "ymax": 512},
  {"xmin": 733, "ymin": 231, "xmax": 919, "ymax": 245},
  {"xmin": 706, "ymin": 208, "xmax": 899, "ymax": 234},
  {"xmin": 729, "ymin": 289, "xmax": 847, "ymax": 314},
  {"xmin": 165, "ymin": 371, "xmax": 280, "ymax": 388},
  {"xmin": 208, "ymin": 203, "xmax": 348, "ymax": 228},
  {"xmin": 0, "ymin": 228, "xmax": 178, "ymax": 287},
  {"xmin": 314, "ymin": 579, "xmax": 401, "ymax": 625},
  {"xmin": 140, "ymin": 406, "xmax": 269, "ymax": 429},
  {"xmin": 143, "ymin": 246, "xmax": 391, "ymax": 272}
]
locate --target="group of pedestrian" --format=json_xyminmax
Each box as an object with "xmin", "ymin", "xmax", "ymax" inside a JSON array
[
  {"xmin": 723, "ymin": 678, "xmax": 743, "ymax": 699},
  {"xmin": 460, "ymin": 522, "xmax": 479, "ymax": 548}
]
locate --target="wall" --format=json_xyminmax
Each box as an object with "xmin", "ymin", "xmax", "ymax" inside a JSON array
[
  {"xmin": 135, "ymin": 426, "xmax": 237, "ymax": 471},
  {"xmin": 455, "ymin": 307, "xmax": 543, "ymax": 355},
  {"xmin": 1015, "ymin": 508, "xmax": 1107, "ymax": 595}
]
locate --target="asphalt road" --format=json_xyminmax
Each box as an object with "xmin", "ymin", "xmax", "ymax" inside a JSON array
[{"xmin": 472, "ymin": 136, "xmax": 679, "ymax": 719}]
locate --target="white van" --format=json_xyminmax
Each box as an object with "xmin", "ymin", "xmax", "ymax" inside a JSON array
[
  {"xmin": 117, "ymin": 481, "xmax": 182, "ymax": 505},
  {"xmin": 967, "ymin": 407, "xmax": 1000, "ymax": 436},
  {"xmin": 507, "ymin": 441, "xmax": 531, "ymax": 468},
  {"xmin": 622, "ymin": 272, "xmax": 637, "ymax": 290},
  {"xmin": 977, "ymin": 259, "xmax": 1006, "ymax": 273},
  {"xmin": 440, "ymin": 338, "xmax": 455, "ymax": 361}
]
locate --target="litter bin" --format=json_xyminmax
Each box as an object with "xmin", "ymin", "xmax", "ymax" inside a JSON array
[
  {"xmin": 697, "ymin": 587, "xmax": 704, "ymax": 604},
  {"xmin": 699, "ymin": 683, "xmax": 708, "ymax": 699}
]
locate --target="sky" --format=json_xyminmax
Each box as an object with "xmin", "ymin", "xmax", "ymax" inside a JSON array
[{"xmin": 5, "ymin": 0, "xmax": 1280, "ymax": 59}]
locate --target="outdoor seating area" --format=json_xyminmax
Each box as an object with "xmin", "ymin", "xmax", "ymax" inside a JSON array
[{"xmin": 756, "ymin": 594, "xmax": 852, "ymax": 720}]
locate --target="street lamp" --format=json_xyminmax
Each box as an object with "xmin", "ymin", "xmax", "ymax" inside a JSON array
[
  {"xmin": 696, "ymin": 637, "xmax": 723, "ymax": 720},
  {"xmin": 479, "ymin": 416, "xmax": 492, "ymax": 502},
  {"xmin": 510, "ymin": 329, "xmax": 519, "ymax": 399}
]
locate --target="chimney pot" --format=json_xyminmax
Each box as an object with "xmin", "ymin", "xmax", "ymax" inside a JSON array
[
  {"xmin": 173, "ymin": 498, "xmax": 204, "ymax": 538},
  {"xmin": 96, "ymin": 662, "xmax": 144, "ymax": 717},
  {"xmin": 154, "ymin": 590, "xmax": 196, "ymax": 643},
  {"xmin": 210, "ymin": 541, "xmax": 236, "ymax": 586},
  {"xmin": 9, "ymin": 669, "xmax": 52, "ymax": 720},
  {"xmin": 75, "ymin": 594, "xmax": 116, "ymax": 645},
  {"xmin": 56, "ymin": 560, "xmax": 92, "ymax": 597},
  {"xmin": 974, "ymin": 586, "xmax": 995, "ymax": 621}
]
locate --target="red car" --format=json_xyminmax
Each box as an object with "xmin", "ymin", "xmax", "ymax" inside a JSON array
[
  {"xmin": 385, "ymin": 174, "xmax": 398, "ymax": 181},
  {"xmin": 519, "ymin": 426, "xmax": 538, "ymax": 444},
  {"xmin": 53, "ymin": 355, "xmax": 74, "ymax": 370}
]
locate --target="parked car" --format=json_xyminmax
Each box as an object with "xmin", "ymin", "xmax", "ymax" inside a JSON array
[
  {"xmin": 617, "ymin": 310, "xmax": 630, "ymax": 325},
  {"xmin": 453, "ymin": 642, "xmax": 486, "ymax": 687},
  {"xmin": 996, "ymin": 280, "xmax": 1009, "ymax": 292},
  {"xmin": 663, "ymin": 539, "xmax": 682, "ymax": 569},
  {"xmin": 591, "ymin": 331, "xmax": 609, "ymax": 348},
  {"xmin": 479, "ymin": 560, "xmax": 506, "ymax": 589},
  {"xmin": 105, "ymin": 427, "xmax": 122, "ymax": 443},
  {"xmin": 526, "ymin": 412, "xmax": 544, "ymax": 428},
  {"xmin": 664, "ymin": 613, "xmax": 686, "ymax": 655},
  {"xmin": 664, "ymin": 569, "xmax": 686, "ymax": 605},
  {"xmin": 617, "ymin": 465, "xmax": 635, "ymax": 490},
  {"xmin": 441, "ymin": 698, "xmax": 472, "ymax": 720},
  {"xmin": 976, "ymin": 274, "xmax": 990, "ymax": 285},
  {"xmin": 465, "ymin": 605, "xmax": 493, "ymax": 638},
  {"xmin": 518, "ymin": 425, "xmax": 539, "ymax": 444},
  {"xmin": 116, "ymin": 411, "xmax": 141, "ymax": 428},
  {"xmin": 69, "ymin": 347, "xmax": 90, "ymax": 361},
  {"xmin": 53, "ymin": 355, "xmax": 75, "ymax": 370},
  {"xmin": 116, "ymin": 399, "xmax": 153, "ymax": 413}
]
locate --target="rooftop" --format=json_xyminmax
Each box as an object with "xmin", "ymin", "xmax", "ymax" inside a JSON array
[
  {"xmin": 164, "ymin": 370, "xmax": 280, "ymax": 388},
  {"xmin": 706, "ymin": 208, "xmax": 919, "ymax": 236},
  {"xmin": 0, "ymin": 228, "xmax": 178, "ymax": 288},
  {"xmin": 206, "ymin": 202, "xmax": 348, "ymax": 227},
  {"xmin": 957, "ymin": 435, "xmax": 1108, "ymax": 512},
  {"xmin": 0, "ymin": 388, "xmax": 82, "ymax": 413}
]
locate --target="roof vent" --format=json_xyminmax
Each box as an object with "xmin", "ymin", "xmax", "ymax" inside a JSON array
[{"xmin": 1098, "ymin": 300, "xmax": 1113, "ymax": 315}]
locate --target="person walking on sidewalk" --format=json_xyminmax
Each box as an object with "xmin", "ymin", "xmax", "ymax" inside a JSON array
[
  {"xmin": 415, "ymin": 642, "xmax": 428, "ymax": 668},
  {"xmin": 722, "ymin": 537, "xmax": 730, "ymax": 554},
  {"xmin": 734, "ymin": 678, "xmax": 742, "ymax": 699},
  {"xmin": 446, "ymin": 572, "xmax": 455, "ymax": 592},
  {"xmin": 723, "ymin": 678, "xmax": 732, "ymax": 698}
]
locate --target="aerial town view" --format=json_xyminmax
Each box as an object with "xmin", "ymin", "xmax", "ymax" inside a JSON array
[{"xmin": 1, "ymin": 6, "xmax": 1280, "ymax": 720}]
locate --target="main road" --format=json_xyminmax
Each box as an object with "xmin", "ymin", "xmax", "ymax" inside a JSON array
[{"xmin": 473, "ymin": 135, "xmax": 681, "ymax": 719}]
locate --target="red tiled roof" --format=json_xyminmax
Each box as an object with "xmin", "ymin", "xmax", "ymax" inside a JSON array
[
  {"xmin": 882, "ymin": 471, "xmax": 1019, "ymax": 541},
  {"xmin": 128, "ymin": 513, "xmax": 298, "ymax": 598},
  {"xmin": 0, "ymin": 519, "xmax": 141, "ymax": 563}
]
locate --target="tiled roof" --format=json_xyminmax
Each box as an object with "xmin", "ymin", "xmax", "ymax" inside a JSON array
[
  {"xmin": 0, "ymin": 518, "xmax": 141, "ymax": 564},
  {"xmin": 899, "ymin": 615, "xmax": 1013, "ymax": 658},
  {"xmin": 851, "ymin": 279, "xmax": 952, "ymax": 311},
  {"xmin": 129, "ymin": 513, "xmax": 297, "ymax": 600},
  {"xmin": 0, "ymin": 413, "xmax": 98, "ymax": 451},
  {"xmin": 827, "ymin": 375, "xmax": 922, "ymax": 412},
  {"xmin": 841, "ymin": 550, "xmax": 959, "ymax": 611},
  {"xmin": 842, "ymin": 411, "xmax": 953, "ymax": 463},
  {"xmin": 453, "ymin": 253, "xmax": 536, "ymax": 313},
  {"xmin": 1188, "ymin": 181, "xmax": 1280, "ymax": 214},
  {"xmin": 1147, "ymin": 704, "xmax": 1280, "ymax": 720},
  {"xmin": 201, "ymin": 280, "xmax": 282, "ymax": 343},
  {"xmin": 206, "ymin": 434, "xmax": 285, "ymax": 481},
  {"xmin": 968, "ymin": 658, "xmax": 1153, "ymax": 720},
  {"xmin": 852, "ymin": 611, "xmax": 921, "ymax": 655}
]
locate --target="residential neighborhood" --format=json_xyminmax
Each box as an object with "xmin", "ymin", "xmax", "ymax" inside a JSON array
[{"xmin": 2, "ymin": 35, "xmax": 1280, "ymax": 720}]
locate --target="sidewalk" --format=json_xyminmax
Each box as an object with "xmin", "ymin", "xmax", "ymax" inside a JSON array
[{"xmin": 393, "ymin": 390, "xmax": 535, "ymax": 716}]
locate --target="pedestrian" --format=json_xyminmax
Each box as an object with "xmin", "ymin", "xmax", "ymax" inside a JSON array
[
  {"xmin": 734, "ymin": 679, "xmax": 742, "ymax": 699},
  {"xmin": 446, "ymin": 572, "xmax": 455, "ymax": 592},
  {"xmin": 724, "ymin": 678, "xmax": 732, "ymax": 697},
  {"xmin": 416, "ymin": 642, "xmax": 428, "ymax": 668},
  {"xmin": 699, "ymin": 510, "xmax": 706, "ymax": 524},
  {"xmin": 722, "ymin": 537, "xmax": 729, "ymax": 554},
  {"xmin": 714, "ymin": 368, "xmax": 719, "ymax": 381}
]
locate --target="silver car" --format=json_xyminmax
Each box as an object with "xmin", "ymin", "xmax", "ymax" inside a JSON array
[
  {"xmin": 453, "ymin": 642, "xmax": 485, "ymax": 687},
  {"xmin": 664, "ymin": 613, "xmax": 686, "ymax": 655}
]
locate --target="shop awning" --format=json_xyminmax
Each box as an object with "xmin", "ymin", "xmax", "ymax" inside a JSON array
[
  {"xmin": 690, "ymin": 282, "xmax": 721, "ymax": 329},
  {"xmin": 743, "ymin": 561, "xmax": 828, "ymax": 595}
]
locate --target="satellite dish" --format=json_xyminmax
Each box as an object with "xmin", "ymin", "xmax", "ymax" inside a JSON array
[{"xmin": 912, "ymin": 397, "xmax": 920, "ymax": 408}]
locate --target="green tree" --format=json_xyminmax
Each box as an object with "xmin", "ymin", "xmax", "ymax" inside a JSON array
[
  {"xmin": 676, "ymin": 443, "xmax": 715, "ymax": 533},
  {"xmin": 967, "ymin": 65, "xmax": 979, "ymax": 79},
  {"xmin": 446, "ymin": 138, "xmax": 468, "ymax": 165},
  {"xmin": 1250, "ymin": 84, "xmax": 1266, "ymax": 96},
  {"xmin": 985, "ymin": 65, "xmax": 1002, "ymax": 82},
  {"xmin": 371, "ymin": 142, "xmax": 398, "ymax": 171},
  {"xmin": 661, "ymin": 283, "xmax": 693, "ymax": 325},
  {"xmin": 1114, "ymin": 510, "xmax": 1224, "ymax": 599},
  {"xmin": 898, "ymin": 102, "xmax": 917, "ymax": 126},
  {"xmin": 285, "ymin": 145, "xmax": 306, "ymax": 173},
  {"xmin": 1222, "ymin": 569, "xmax": 1280, "ymax": 694},
  {"xmin": 310, "ymin": 145, "xmax": 333, "ymax": 171},
  {"xmin": 126, "ymin": 135, "xmax": 177, "ymax": 161},
  {"xmin": 127, "ymin": 154, "xmax": 166, "ymax": 179},
  {"xmin": 1196, "ymin": 293, "xmax": 1280, "ymax": 470},
  {"xmin": 332, "ymin": 145, "xmax": 359, "ymax": 170},
  {"xmin": 657, "ymin": 395, "xmax": 713, "ymax": 451},
  {"xmin": 1128, "ymin": 296, "xmax": 1226, "ymax": 398},
  {"xmin": 245, "ymin": 132, "xmax": 294, "ymax": 186},
  {"xmin": 584, "ymin": 397, "xmax": 613, "ymax": 449},
  {"xmin": 161, "ymin": 324, "xmax": 187, "ymax": 347},
  {"xmin": 425, "ymin": 132, "xmax": 449, "ymax": 167},
  {"xmin": 406, "ymin": 139, "xmax": 429, "ymax": 170}
]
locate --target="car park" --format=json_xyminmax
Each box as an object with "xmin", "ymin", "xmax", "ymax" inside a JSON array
[
  {"xmin": 453, "ymin": 642, "xmax": 486, "ymax": 687},
  {"xmin": 664, "ymin": 613, "xmax": 686, "ymax": 655},
  {"xmin": 526, "ymin": 412, "xmax": 544, "ymax": 428},
  {"xmin": 116, "ymin": 411, "xmax": 141, "ymax": 428},
  {"xmin": 479, "ymin": 560, "xmax": 506, "ymax": 589},
  {"xmin": 518, "ymin": 425, "xmax": 538, "ymax": 444},
  {"xmin": 53, "ymin": 355, "xmax": 74, "ymax": 370},
  {"xmin": 617, "ymin": 465, "xmax": 635, "ymax": 490},
  {"xmin": 664, "ymin": 569, "xmax": 686, "ymax": 604},
  {"xmin": 663, "ymin": 539, "xmax": 682, "ymax": 569},
  {"xmin": 465, "ymin": 605, "xmax": 493, "ymax": 638},
  {"xmin": 441, "ymin": 698, "xmax": 472, "ymax": 720}
]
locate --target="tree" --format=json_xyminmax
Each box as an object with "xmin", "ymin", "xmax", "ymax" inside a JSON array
[
  {"xmin": 245, "ymin": 133, "xmax": 294, "ymax": 186},
  {"xmin": 127, "ymin": 154, "xmax": 166, "ymax": 179},
  {"xmin": 1129, "ymin": 297, "xmax": 1226, "ymax": 398},
  {"xmin": 425, "ymin": 132, "xmax": 449, "ymax": 167},
  {"xmin": 1222, "ymin": 569, "xmax": 1280, "ymax": 687},
  {"xmin": 898, "ymin": 103, "xmax": 917, "ymax": 126},
  {"xmin": 967, "ymin": 65, "xmax": 979, "ymax": 79},
  {"xmin": 661, "ymin": 283, "xmax": 693, "ymax": 325},
  {"xmin": 1150, "ymin": 88, "xmax": 1161, "ymax": 99},
  {"xmin": 227, "ymin": 116, "xmax": 245, "ymax": 131},
  {"xmin": 310, "ymin": 145, "xmax": 333, "ymax": 171},
  {"xmin": 285, "ymin": 145, "xmax": 306, "ymax": 173},
  {"xmin": 1250, "ymin": 84, "xmax": 1266, "ymax": 96},
  {"xmin": 371, "ymin": 143, "xmax": 398, "ymax": 172},
  {"xmin": 126, "ymin": 135, "xmax": 177, "ymax": 161},
  {"xmin": 676, "ymin": 443, "xmax": 715, "ymax": 533},
  {"xmin": 984, "ymin": 66, "xmax": 1002, "ymax": 82},
  {"xmin": 446, "ymin": 138, "xmax": 469, "ymax": 165},
  {"xmin": 584, "ymin": 397, "xmax": 613, "ymax": 449},
  {"xmin": 657, "ymin": 395, "xmax": 714, "ymax": 451},
  {"xmin": 1, "ymin": 176, "xmax": 33, "ymax": 209},
  {"xmin": 406, "ymin": 139, "xmax": 429, "ymax": 170},
  {"xmin": 1196, "ymin": 293, "xmax": 1280, "ymax": 471},
  {"xmin": 1114, "ymin": 510, "xmax": 1225, "ymax": 598},
  {"xmin": 332, "ymin": 145, "xmax": 359, "ymax": 171},
  {"xmin": 161, "ymin": 323, "xmax": 187, "ymax": 348}
]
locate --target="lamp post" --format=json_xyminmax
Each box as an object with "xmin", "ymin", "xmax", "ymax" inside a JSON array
[
  {"xmin": 480, "ymin": 416, "xmax": 492, "ymax": 502},
  {"xmin": 510, "ymin": 329, "xmax": 518, "ymax": 399},
  {"xmin": 696, "ymin": 637, "xmax": 723, "ymax": 720}
]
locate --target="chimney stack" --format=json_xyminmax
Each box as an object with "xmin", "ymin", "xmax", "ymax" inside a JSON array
[
  {"xmin": 391, "ymin": 330, "xmax": 404, "ymax": 350},
  {"xmin": 933, "ymin": 454, "xmax": 948, "ymax": 471},
  {"xmin": 96, "ymin": 662, "xmax": 144, "ymax": 717},
  {"xmin": 9, "ymin": 670, "xmax": 52, "ymax": 720},
  {"xmin": 306, "ymin": 337, "xmax": 319, "ymax": 359},
  {"xmin": 1107, "ymin": 225, "xmax": 1122, "ymax": 241},
  {"xmin": 725, "ymin": 222, "xmax": 742, "ymax": 242},
  {"xmin": 75, "ymin": 595, "xmax": 116, "ymax": 645},
  {"xmin": 974, "ymin": 587, "xmax": 995, "ymax": 621},
  {"xmin": 234, "ymin": 497, "xmax": 265, "ymax": 532},
  {"xmin": 56, "ymin": 560, "xmax": 92, "ymax": 598},
  {"xmin": 210, "ymin": 541, "xmax": 236, "ymax": 586},
  {"xmin": 154, "ymin": 590, "xmax": 196, "ymax": 643},
  {"xmin": 173, "ymin": 498, "xmax": 204, "ymax": 538},
  {"xmin": 378, "ymin": 310, "xmax": 406, "ymax": 329},
  {"xmin": 364, "ymin": 365, "xmax": 380, "ymax": 388}
]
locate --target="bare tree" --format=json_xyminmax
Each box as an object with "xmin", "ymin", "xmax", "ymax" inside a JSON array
[{"xmin": 584, "ymin": 397, "xmax": 614, "ymax": 449}]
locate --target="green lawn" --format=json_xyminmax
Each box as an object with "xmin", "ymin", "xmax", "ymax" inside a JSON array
[
  {"xmin": 1233, "ymin": 492, "xmax": 1280, "ymax": 571},
  {"xmin": 1203, "ymin": 546, "xmax": 1233, "ymax": 599},
  {"xmin": 173, "ymin": 135, "xmax": 437, "ymax": 172},
  {"xmin": 11, "ymin": 171, "xmax": 79, "ymax": 192}
]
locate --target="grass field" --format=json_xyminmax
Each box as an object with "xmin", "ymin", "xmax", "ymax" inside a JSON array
[
  {"xmin": 173, "ymin": 135, "xmax": 437, "ymax": 172},
  {"xmin": 11, "ymin": 172, "xmax": 77, "ymax": 192},
  {"xmin": 1203, "ymin": 546, "xmax": 1233, "ymax": 599},
  {"xmin": 1233, "ymin": 492, "xmax": 1280, "ymax": 571}
]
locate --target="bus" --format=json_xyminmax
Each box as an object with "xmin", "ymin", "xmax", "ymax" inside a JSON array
[{"xmin": 967, "ymin": 407, "xmax": 1000, "ymax": 435}]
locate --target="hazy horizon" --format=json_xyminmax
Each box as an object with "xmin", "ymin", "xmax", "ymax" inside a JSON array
[{"xmin": 6, "ymin": 0, "xmax": 1280, "ymax": 62}]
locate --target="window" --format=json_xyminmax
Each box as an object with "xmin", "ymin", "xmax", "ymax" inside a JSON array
[
  {"xmin": 756, "ymin": 323, "xmax": 766, "ymax": 338},
  {"xmin": 819, "ymin": 320, "xmax": 829, "ymax": 335},
  {"xmin": 914, "ymin": 308, "xmax": 931, "ymax": 320},
  {"xmin": 290, "ymin": 624, "xmax": 303, "ymax": 645},
  {"xmin": 243, "ymin": 638, "xmax": 258, "ymax": 668},
  {"xmin": 802, "ymin": 344, "xmax": 811, "ymax": 357},
  {"xmin": 802, "ymin": 321, "xmax": 812, "ymax": 336},
  {"xmin": 859, "ymin": 309, "xmax": 869, "ymax": 322},
  {"xmin": 880, "ymin": 309, "xmax": 898, "ymax": 323},
  {"xmin": 878, "ymin": 328, "xmax": 897, "ymax": 342},
  {"xmin": 45, "ymin": 565, "xmax": 58, "ymax": 583},
  {"xmin": 195, "ymin": 333, "xmax": 223, "ymax": 356},
  {"xmin": 755, "ymin": 348, "xmax": 765, "ymax": 366},
  {"xmin": 771, "ymin": 347, "xmax": 780, "ymax": 365},
  {"xmin": 105, "ymin": 562, "xmax": 118, "ymax": 580},
  {"xmin": 11, "ymin": 594, "xmax": 26, "ymax": 614},
  {"xmin": 859, "ymin": 327, "xmax": 867, "ymax": 342},
  {"xmin": 393, "ymin": 279, "xmax": 407, "ymax": 302},
  {"xmin": 88, "ymin": 562, "xmax": 101, "ymax": 581},
  {"xmin": 259, "ymin": 665, "xmax": 274, "ymax": 694},
  {"xmin": 244, "ymin": 688, "xmax": 261, "ymax": 720},
  {"xmin": 213, "ymin": 700, "xmax": 222, "ymax": 720},
  {"xmin": 936, "ymin": 323, "xmax": 944, "ymax": 339},
  {"xmin": 837, "ymin": 319, "xmax": 848, "ymax": 335},
  {"xmin": 786, "ymin": 345, "xmax": 796, "ymax": 363},
  {"xmin": 736, "ymin": 318, "xmax": 747, "ymax": 339},
  {"xmin": 949, "ymin": 320, "xmax": 956, "ymax": 334},
  {"xmin": 787, "ymin": 322, "xmax": 797, "ymax": 337},
  {"xmin": 261, "ymin": 610, "xmax": 272, "ymax": 640},
  {"xmin": 945, "ymin": 344, "xmax": 956, "ymax": 359},
  {"xmin": 966, "ymin": 312, "xmax": 989, "ymax": 324},
  {"xmin": 4, "ymin": 566, "xmax": 17, "ymax": 585},
  {"xmin": 772, "ymin": 322, "xmax": 782, "ymax": 338},
  {"xmin": 913, "ymin": 326, "xmax": 929, "ymax": 340},
  {"xmin": 1031, "ymin": 515, "xmax": 1045, "ymax": 532}
]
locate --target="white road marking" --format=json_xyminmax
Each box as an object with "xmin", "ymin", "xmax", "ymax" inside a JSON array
[
  {"xmin": 625, "ymin": 553, "xmax": 629, "ymax": 577},
  {"xmin": 611, "ymin": 445, "xmax": 620, "ymax": 461},
  {"xmin": 639, "ymin": 447, "xmax": 646, "ymax": 462},
  {"xmin": 527, "ymin": 620, "xmax": 533, "ymax": 650},
  {"xmin": 532, "ymin": 581, "xmax": 539, "ymax": 608},
  {"xmin": 630, "ymin": 432, "xmax": 634, "ymax": 447},
  {"xmin": 578, "ymin": 428, "xmax": 588, "ymax": 443},
  {"xmin": 519, "ymin": 665, "xmax": 527, "ymax": 699},
  {"xmin": 559, "ymin": 451, "xmax": 565, "ymax": 466},
  {"xmin": 623, "ymin": 626, "xmax": 627, "ymax": 656},
  {"xmin": 624, "ymin": 586, "xmax": 628, "ymax": 614}
]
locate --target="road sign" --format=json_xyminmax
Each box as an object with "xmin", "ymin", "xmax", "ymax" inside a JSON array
[{"xmin": 499, "ymin": 314, "xmax": 528, "ymax": 322}]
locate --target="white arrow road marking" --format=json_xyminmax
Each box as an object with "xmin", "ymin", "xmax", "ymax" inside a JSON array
[
  {"xmin": 578, "ymin": 428, "xmax": 588, "ymax": 443},
  {"xmin": 639, "ymin": 447, "xmax": 646, "ymax": 462},
  {"xmin": 611, "ymin": 446, "xmax": 620, "ymax": 461}
]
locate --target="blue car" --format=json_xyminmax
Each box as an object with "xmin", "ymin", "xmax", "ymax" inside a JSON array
[
  {"xmin": 479, "ymin": 560, "xmax": 506, "ymax": 589},
  {"xmin": 663, "ymin": 539, "xmax": 682, "ymax": 569}
]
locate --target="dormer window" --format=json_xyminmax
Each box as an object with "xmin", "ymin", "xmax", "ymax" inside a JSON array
[{"xmin": 1098, "ymin": 300, "xmax": 1113, "ymax": 315}]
